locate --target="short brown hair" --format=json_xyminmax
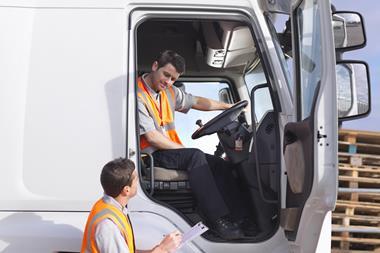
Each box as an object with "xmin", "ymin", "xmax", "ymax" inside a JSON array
[
  {"xmin": 156, "ymin": 50, "xmax": 186, "ymax": 74},
  {"xmin": 100, "ymin": 158, "xmax": 135, "ymax": 198}
]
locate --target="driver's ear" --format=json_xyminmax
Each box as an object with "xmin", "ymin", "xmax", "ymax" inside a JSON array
[{"xmin": 152, "ymin": 61, "xmax": 159, "ymax": 72}]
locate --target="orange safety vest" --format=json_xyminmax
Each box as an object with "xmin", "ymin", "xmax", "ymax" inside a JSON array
[
  {"xmin": 81, "ymin": 198, "xmax": 135, "ymax": 253},
  {"xmin": 137, "ymin": 76, "xmax": 182, "ymax": 153}
]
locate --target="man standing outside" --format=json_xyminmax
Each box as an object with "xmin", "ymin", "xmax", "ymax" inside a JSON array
[
  {"xmin": 138, "ymin": 50, "xmax": 255, "ymax": 239},
  {"xmin": 81, "ymin": 158, "xmax": 182, "ymax": 253}
]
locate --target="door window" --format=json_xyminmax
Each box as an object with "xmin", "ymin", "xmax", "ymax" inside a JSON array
[
  {"xmin": 295, "ymin": 0, "xmax": 322, "ymax": 120},
  {"xmin": 265, "ymin": 14, "xmax": 294, "ymax": 98}
]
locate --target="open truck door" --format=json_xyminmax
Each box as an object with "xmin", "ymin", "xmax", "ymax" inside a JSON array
[{"xmin": 281, "ymin": 0, "xmax": 338, "ymax": 252}]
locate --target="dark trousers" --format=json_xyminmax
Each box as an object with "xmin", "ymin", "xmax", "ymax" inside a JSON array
[{"xmin": 152, "ymin": 148, "xmax": 249, "ymax": 222}]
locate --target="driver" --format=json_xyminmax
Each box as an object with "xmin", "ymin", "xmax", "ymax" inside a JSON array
[{"xmin": 138, "ymin": 50, "xmax": 257, "ymax": 239}]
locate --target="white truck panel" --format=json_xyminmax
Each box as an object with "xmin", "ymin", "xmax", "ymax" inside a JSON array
[{"xmin": 0, "ymin": 7, "xmax": 127, "ymax": 210}]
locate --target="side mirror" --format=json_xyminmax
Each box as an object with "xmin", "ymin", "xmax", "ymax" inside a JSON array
[
  {"xmin": 218, "ymin": 87, "xmax": 233, "ymax": 104},
  {"xmin": 337, "ymin": 61, "xmax": 371, "ymax": 121},
  {"xmin": 333, "ymin": 12, "xmax": 366, "ymax": 51}
]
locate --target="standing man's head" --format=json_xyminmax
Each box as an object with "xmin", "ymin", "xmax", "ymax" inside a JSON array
[
  {"xmin": 148, "ymin": 50, "xmax": 186, "ymax": 92},
  {"xmin": 100, "ymin": 158, "xmax": 138, "ymax": 202}
]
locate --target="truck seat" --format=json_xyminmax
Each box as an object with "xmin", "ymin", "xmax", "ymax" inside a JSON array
[
  {"xmin": 153, "ymin": 166, "xmax": 188, "ymax": 181},
  {"xmin": 141, "ymin": 154, "xmax": 190, "ymax": 192}
]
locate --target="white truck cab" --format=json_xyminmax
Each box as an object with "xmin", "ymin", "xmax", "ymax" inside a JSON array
[{"xmin": 0, "ymin": 0, "xmax": 371, "ymax": 252}]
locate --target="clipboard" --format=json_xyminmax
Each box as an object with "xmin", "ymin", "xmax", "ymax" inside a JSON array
[{"xmin": 179, "ymin": 222, "xmax": 209, "ymax": 248}]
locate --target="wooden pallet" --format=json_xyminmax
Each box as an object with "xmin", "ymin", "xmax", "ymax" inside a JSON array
[
  {"xmin": 340, "ymin": 130, "xmax": 380, "ymax": 145},
  {"xmin": 335, "ymin": 200, "xmax": 380, "ymax": 216},
  {"xmin": 332, "ymin": 199, "xmax": 380, "ymax": 251},
  {"xmin": 332, "ymin": 190, "xmax": 380, "ymax": 251},
  {"xmin": 338, "ymin": 191, "xmax": 380, "ymax": 204},
  {"xmin": 339, "ymin": 141, "xmax": 380, "ymax": 156},
  {"xmin": 332, "ymin": 233, "xmax": 380, "ymax": 252},
  {"xmin": 339, "ymin": 152, "xmax": 380, "ymax": 167},
  {"xmin": 339, "ymin": 163, "xmax": 380, "ymax": 189},
  {"xmin": 334, "ymin": 130, "xmax": 380, "ymax": 252}
]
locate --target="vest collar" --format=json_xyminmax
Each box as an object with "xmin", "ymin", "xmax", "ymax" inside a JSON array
[
  {"xmin": 102, "ymin": 194, "xmax": 129, "ymax": 217},
  {"xmin": 141, "ymin": 73, "xmax": 161, "ymax": 99}
]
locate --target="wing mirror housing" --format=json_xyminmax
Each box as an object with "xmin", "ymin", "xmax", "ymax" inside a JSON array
[
  {"xmin": 333, "ymin": 11, "xmax": 366, "ymax": 51},
  {"xmin": 337, "ymin": 61, "xmax": 371, "ymax": 121},
  {"xmin": 218, "ymin": 87, "xmax": 233, "ymax": 104}
]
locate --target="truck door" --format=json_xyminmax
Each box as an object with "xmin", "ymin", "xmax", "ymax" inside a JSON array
[{"xmin": 281, "ymin": 0, "xmax": 338, "ymax": 251}]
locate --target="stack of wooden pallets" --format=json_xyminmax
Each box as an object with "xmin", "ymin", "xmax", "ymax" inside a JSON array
[{"xmin": 332, "ymin": 129, "xmax": 380, "ymax": 253}]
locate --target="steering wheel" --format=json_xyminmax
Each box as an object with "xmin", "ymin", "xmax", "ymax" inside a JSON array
[{"xmin": 191, "ymin": 100, "xmax": 248, "ymax": 139}]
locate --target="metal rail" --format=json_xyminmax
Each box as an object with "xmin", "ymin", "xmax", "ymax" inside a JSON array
[
  {"xmin": 332, "ymin": 226, "xmax": 380, "ymax": 234},
  {"xmin": 338, "ymin": 187, "xmax": 380, "ymax": 193}
]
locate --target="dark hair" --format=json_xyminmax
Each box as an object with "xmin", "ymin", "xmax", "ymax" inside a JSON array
[
  {"xmin": 156, "ymin": 50, "xmax": 186, "ymax": 74},
  {"xmin": 100, "ymin": 158, "xmax": 136, "ymax": 198}
]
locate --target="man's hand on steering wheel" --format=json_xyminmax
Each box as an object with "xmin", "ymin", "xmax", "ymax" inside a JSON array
[{"xmin": 191, "ymin": 100, "xmax": 248, "ymax": 139}]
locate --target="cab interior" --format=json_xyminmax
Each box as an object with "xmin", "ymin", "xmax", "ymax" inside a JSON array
[{"xmin": 136, "ymin": 17, "xmax": 282, "ymax": 242}]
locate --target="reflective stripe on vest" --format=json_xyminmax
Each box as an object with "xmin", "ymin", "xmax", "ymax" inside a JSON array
[
  {"xmin": 81, "ymin": 199, "xmax": 135, "ymax": 253},
  {"xmin": 137, "ymin": 77, "xmax": 182, "ymax": 153}
]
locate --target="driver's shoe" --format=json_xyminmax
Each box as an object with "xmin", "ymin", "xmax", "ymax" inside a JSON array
[{"xmin": 211, "ymin": 216, "xmax": 244, "ymax": 240}]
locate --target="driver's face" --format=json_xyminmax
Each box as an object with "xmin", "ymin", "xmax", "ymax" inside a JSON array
[{"xmin": 151, "ymin": 62, "xmax": 180, "ymax": 92}]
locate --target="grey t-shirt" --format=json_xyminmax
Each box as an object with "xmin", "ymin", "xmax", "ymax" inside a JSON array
[{"xmin": 138, "ymin": 80, "xmax": 195, "ymax": 135}]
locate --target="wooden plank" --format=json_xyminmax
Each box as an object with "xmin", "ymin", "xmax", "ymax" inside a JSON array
[
  {"xmin": 339, "ymin": 165, "xmax": 380, "ymax": 174},
  {"xmin": 351, "ymin": 157, "xmax": 363, "ymax": 166},
  {"xmin": 339, "ymin": 141, "xmax": 380, "ymax": 155},
  {"xmin": 332, "ymin": 213, "xmax": 380, "ymax": 223},
  {"xmin": 339, "ymin": 175, "xmax": 380, "ymax": 185},
  {"xmin": 335, "ymin": 200, "xmax": 380, "ymax": 211},
  {"xmin": 339, "ymin": 152, "xmax": 380, "ymax": 160},
  {"xmin": 343, "ymin": 135, "xmax": 357, "ymax": 144},
  {"xmin": 338, "ymin": 192, "xmax": 380, "ymax": 204},
  {"xmin": 339, "ymin": 154, "xmax": 380, "ymax": 167},
  {"xmin": 339, "ymin": 129, "xmax": 380, "ymax": 145},
  {"xmin": 339, "ymin": 129, "xmax": 380, "ymax": 136},
  {"xmin": 336, "ymin": 200, "xmax": 380, "ymax": 208},
  {"xmin": 339, "ymin": 141, "xmax": 380, "ymax": 149},
  {"xmin": 356, "ymin": 146, "xmax": 380, "ymax": 156},
  {"xmin": 338, "ymin": 192, "xmax": 380, "ymax": 199},
  {"xmin": 342, "ymin": 206, "xmax": 354, "ymax": 249},
  {"xmin": 332, "ymin": 236, "xmax": 380, "ymax": 245},
  {"xmin": 332, "ymin": 250, "xmax": 379, "ymax": 253},
  {"xmin": 343, "ymin": 166, "xmax": 359, "ymax": 249}
]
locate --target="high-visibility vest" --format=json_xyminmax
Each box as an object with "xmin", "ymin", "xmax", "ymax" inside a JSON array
[
  {"xmin": 137, "ymin": 76, "xmax": 182, "ymax": 153},
  {"xmin": 81, "ymin": 198, "xmax": 135, "ymax": 253}
]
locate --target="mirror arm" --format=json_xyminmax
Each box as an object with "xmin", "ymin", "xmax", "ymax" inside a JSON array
[{"xmin": 336, "ymin": 51, "xmax": 343, "ymax": 62}]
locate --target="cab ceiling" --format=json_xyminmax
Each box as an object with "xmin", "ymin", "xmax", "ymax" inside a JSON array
[{"xmin": 136, "ymin": 19, "xmax": 256, "ymax": 76}]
